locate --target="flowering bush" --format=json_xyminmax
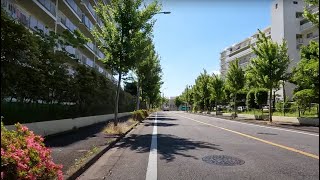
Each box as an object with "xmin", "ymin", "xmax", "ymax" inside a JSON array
[{"xmin": 1, "ymin": 122, "xmax": 63, "ymax": 180}]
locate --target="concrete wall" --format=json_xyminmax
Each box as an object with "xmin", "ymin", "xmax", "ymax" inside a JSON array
[{"xmin": 4, "ymin": 112, "xmax": 131, "ymax": 137}]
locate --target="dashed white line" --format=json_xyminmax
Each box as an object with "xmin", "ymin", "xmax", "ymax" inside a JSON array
[{"xmin": 146, "ymin": 112, "xmax": 157, "ymax": 180}]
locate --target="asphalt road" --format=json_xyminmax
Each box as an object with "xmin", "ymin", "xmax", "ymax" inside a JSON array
[{"xmin": 78, "ymin": 111, "xmax": 319, "ymax": 180}]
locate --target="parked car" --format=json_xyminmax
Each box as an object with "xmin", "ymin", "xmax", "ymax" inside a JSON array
[{"xmin": 237, "ymin": 106, "xmax": 247, "ymax": 112}]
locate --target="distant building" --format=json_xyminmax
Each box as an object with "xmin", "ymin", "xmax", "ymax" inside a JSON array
[
  {"xmin": 168, "ymin": 97, "xmax": 178, "ymax": 111},
  {"xmin": 220, "ymin": 0, "xmax": 319, "ymax": 100}
]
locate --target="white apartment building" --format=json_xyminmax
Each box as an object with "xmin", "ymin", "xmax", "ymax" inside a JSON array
[
  {"xmin": 220, "ymin": 0, "xmax": 319, "ymax": 100},
  {"xmin": 1, "ymin": 0, "xmax": 116, "ymax": 83}
]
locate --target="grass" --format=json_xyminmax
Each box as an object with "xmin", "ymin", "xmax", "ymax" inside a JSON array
[
  {"xmin": 66, "ymin": 146, "xmax": 101, "ymax": 176},
  {"xmin": 103, "ymin": 118, "xmax": 138, "ymax": 135}
]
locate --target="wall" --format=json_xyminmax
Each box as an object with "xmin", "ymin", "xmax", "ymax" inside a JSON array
[{"xmin": 4, "ymin": 112, "xmax": 131, "ymax": 137}]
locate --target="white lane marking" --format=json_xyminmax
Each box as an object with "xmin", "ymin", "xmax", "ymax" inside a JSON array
[
  {"xmin": 146, "ymin": 112, "xmax": 157, "ymax": 180},
  {"xmin": 178, "ymin": 113, "xmax": 319, "ymax": 137}
]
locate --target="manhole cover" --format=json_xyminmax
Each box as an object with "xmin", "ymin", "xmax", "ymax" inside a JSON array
[{"xmin": 202, "ymin": 155, "xmax": 245, "ymax": 166}]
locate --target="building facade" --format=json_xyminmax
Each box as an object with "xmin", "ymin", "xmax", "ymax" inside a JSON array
[
  {"xmin": 220, "ymin": 0, "xmax": 319, "ymax": 100},
  {"xmin": 1, "ymin": 0, "xmax": 116, "ymax": 82}
]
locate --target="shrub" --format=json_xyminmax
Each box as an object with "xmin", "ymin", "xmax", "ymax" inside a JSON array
[
  {"xmin": 246, "ymin": 89, "xmax": 257, "ymax": 109},
  {"xmin": 275, "ymin": 97, "xmax": 290, "ymax": 113},
  {"xmin": 255, "ymin": 88, "xmax": 268, "ymax": 109},
  {"xmin": 293, "ymin": 89, "xmax": 314, "ymax": 115},
  {"xmin": 1, "ymin": 122, "xmax": 63, "ymax": 180},
  {"xmin": 131, "ymin": 110, "xmax": 148, "ymax": 122}
]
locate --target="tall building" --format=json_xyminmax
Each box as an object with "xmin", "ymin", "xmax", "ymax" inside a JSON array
[
  {"xmin": 220, "ymin": 0, "xmax": 319, "ymax": 100},
  {"xmin": 1, "ymin": 0, "xmax": 116, "ymax": 83}
]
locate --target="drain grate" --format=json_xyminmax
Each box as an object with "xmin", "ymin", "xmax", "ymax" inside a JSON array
[{"xmin": 202, "ymin": 155, "xmax": 245, "ymax": 166}]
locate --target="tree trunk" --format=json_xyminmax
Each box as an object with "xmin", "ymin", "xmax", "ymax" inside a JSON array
[
  {"xmin": 282, "ymin": 81, "xmax": 286, "ymax": 116},
  {"xmin": 233, "ymin": 93, "xmax": 237, "ymax": 118},
  {"xmin": 136, "ymin": 79, "xmax": 140, "ymax": 110},
  {"xmin": 269, "ymin": 88, "xmax": 273, "ymax": 122},
  {"xmin": 215, "ymin": 100, "xmax": 218, "ymax": 116},
  {"xmin": 114, "ymin": 72, "xmax": 122, "ymax": 126}
]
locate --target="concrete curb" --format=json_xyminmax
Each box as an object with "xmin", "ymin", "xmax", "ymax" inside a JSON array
[{"xmin": 66, "ymin": 119, "xmax": 142, "ymax": 180}]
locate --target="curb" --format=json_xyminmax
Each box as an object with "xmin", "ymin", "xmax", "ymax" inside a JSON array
[
  {"xmin": 66, "ymin": 121, "xmax": 140, "ymax": 180},
  {"xmin": 188, "ymin": 112, "xmax": 319, "ymax": 134}
]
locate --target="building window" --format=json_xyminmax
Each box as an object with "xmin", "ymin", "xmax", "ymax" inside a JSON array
[
  {"xmin": 296, "ymin": 12, "xmax": 303, "ymax": 18},
  {"xmin": 307, "ymin": 32, "xmax": 313, "ymax": 38},
  {"xmin": 293, "ymin": 1, "xmax": 298, "ymax": 4}
]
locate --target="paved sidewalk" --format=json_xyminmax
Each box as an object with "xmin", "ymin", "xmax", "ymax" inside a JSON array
[{"xmin": 44, "ymin": 116, "xmax": 133, "ymax": 177}]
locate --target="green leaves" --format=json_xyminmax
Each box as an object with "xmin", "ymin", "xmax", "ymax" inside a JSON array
[
  {"xmin": 303, "ymin": 0, "xmax": 319, "ymax": 27},
  {"xmin": 226, "ymin": 59, "xmax": 245, "ymax": 94},
  {"xmin": 93, "ymin": 0, "xmax": 161, "ymax": 74},
  {"xmin": 247, "ymin": 30, "xmax": 290, "ymax": 90},
  {"xmin": 291, "ymin": 41, "xmax": 319, "ymax": 102}
]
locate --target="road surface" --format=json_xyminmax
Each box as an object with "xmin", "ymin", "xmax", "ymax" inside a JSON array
[{"xmin": 78, "ymin": 111, "xmax": 319, "ymax": 180}]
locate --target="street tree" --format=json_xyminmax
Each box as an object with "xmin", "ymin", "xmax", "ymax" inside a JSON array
[
  {"xmin": 210, "ymin": 74, "xmax": 224, "ymax": 115},
  {"xmin": 303, "ymin": 0, "xmax": 319, "ymax": 27},
  {"xmin": 248, "ymin": 30, "xmax": 290, "ymax": 122},
  {"xmin": 93, "ymin": 0, "xmax": 161, "ymax": 125},
  {"xmin": 225, "ymin": 59, "xmax": 245, "ymax": 117},
  {"xmin": 193, "ymin": 70, "xmax": 211, "ymax": 111},
  {"xmin": 291, "ymin": 41, "xmax": 319, "ymax": 100}
]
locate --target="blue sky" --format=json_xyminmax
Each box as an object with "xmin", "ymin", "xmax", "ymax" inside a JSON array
[{"xmin": 152, "ymin": 0, "xmax": 272, "ymax": 97}]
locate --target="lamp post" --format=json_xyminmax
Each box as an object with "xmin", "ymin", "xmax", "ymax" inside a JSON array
[
  {"xmin": 136, "ymin": 11, "xmax": 170, "ymax": 111},
  {"xmin": 186, "ymin": 85, "xmax": 192, "ymax": 112}
]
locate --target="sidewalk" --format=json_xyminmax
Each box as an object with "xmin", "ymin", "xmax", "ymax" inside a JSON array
[
  {"xmin": 44, "ymin": 116, "xmax": 135, "ymax": 179},
  {"xmin": 190, "ymin": 112, "xmax": 319, "ymax": 133}
]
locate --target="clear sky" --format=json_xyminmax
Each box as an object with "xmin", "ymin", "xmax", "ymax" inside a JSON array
[{"xmin": 152, "ymin": 0, "xmax": 272, "ymax": 98}]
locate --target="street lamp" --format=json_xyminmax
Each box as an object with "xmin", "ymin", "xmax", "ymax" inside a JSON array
[{"xmin": 186, "ymin": 85, "xmax": 192, "ymax": 112}]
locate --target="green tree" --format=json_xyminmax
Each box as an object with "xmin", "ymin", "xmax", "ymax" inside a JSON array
[
  {"xmin": 225, "ymin": 59, "xmax": 245, "ymax": 117},
  {"xmin": 246, "ymin": 89, "xmax": 257, "ymax": 110},
  {"xmin": 193, "ymin": 70, "xmax": 212, "ymax": 111},
  {"xmin": 247, "ymin": 30, "xmax": 290, "ymax": 122},
  {"xmin": 93, "ymin": 0, "xmax": 161, "ymax": 125},
  {"xmin": 210, "ymin": 74, "xmax": 224, "ymax": 115},
  {"xmin": 293, "ymin": 89, "xmax": 314, "ymax": 116},
  {"xmin": 303, "ymin": 0, "xmax": 319, "ymax": 27},
  {"xmin": 255, "ymin": 88, "xmax": 269, "ymax": 114},
  {"xmin": 175, "ymin": 96, "xmax": 183, "ymax": 110},
  {"xmin": 124, "ymin": 81, "xmax": 138, "ymax": 96},
  {"xmin": 291, "ymin": 41, "xmax": 319, "ymax": 101}
]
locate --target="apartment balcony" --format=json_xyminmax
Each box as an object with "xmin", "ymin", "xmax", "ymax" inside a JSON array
[
  {"xmin": 306, "ymin": 5, "xmax": 319, "ymax": 14},
  {"xmin": 228, "ymin": 43, "xmax": 251, "ymax": 57},
  {"xmin": 300, "ymin": 21, "xmax": 314, "ymax": 32},
  {"xmin": 76, "ymin": 0, "xmax": 98, "ymax": 23},
  {"xmin": 60, "ymin": 0, "xmax": 83, "ymax": 22},
  {"xmin": 225, "ymin": 47, "xmax": 253, "ymax": 63},
  {"xmin": 78, "ymin": 14, "xmax": 95, "ymax": 39},
  {"xmin": 57, "ymin": 11, "xmax": 78, "ymax": 33},
  {"xmin": 15, "ymin": 0, "xmax": 56, "ymax": 29}
]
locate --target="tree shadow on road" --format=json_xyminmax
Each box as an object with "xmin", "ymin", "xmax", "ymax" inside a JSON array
[
  {"xmin": 114, "ymin": 134, "xmax": 223, "ymax": 162},
  {"xmin": 146, "ymin": 117, "xmax": 178, "ymax": 121},
  {"xmin": 144, "ymin": 122, "xmax": 178, "ymax": 127}
]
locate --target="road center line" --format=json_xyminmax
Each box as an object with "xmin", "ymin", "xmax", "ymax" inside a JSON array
[
  {"xmin": 146, "ymin": 112, "xmax": 157, "ymax": 180},
  {"xmin": 176, "ymin": 114, "xmax": 319, "ymax": 160}
]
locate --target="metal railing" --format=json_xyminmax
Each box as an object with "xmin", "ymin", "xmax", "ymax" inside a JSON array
[
  {"xmin": 65, "ymin": 0, "xmax": 83, "ymax": 18},
  {"xmin": 81, "ymin": 0, "xmax": 97, "ymax": 20},
  {"xmin": 37, "ymin": 0, "xmax": 56, "ymax": 16},
  {"xmin": 300, "ymin": 21, "xmax": 313, "ymax": 31}
]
